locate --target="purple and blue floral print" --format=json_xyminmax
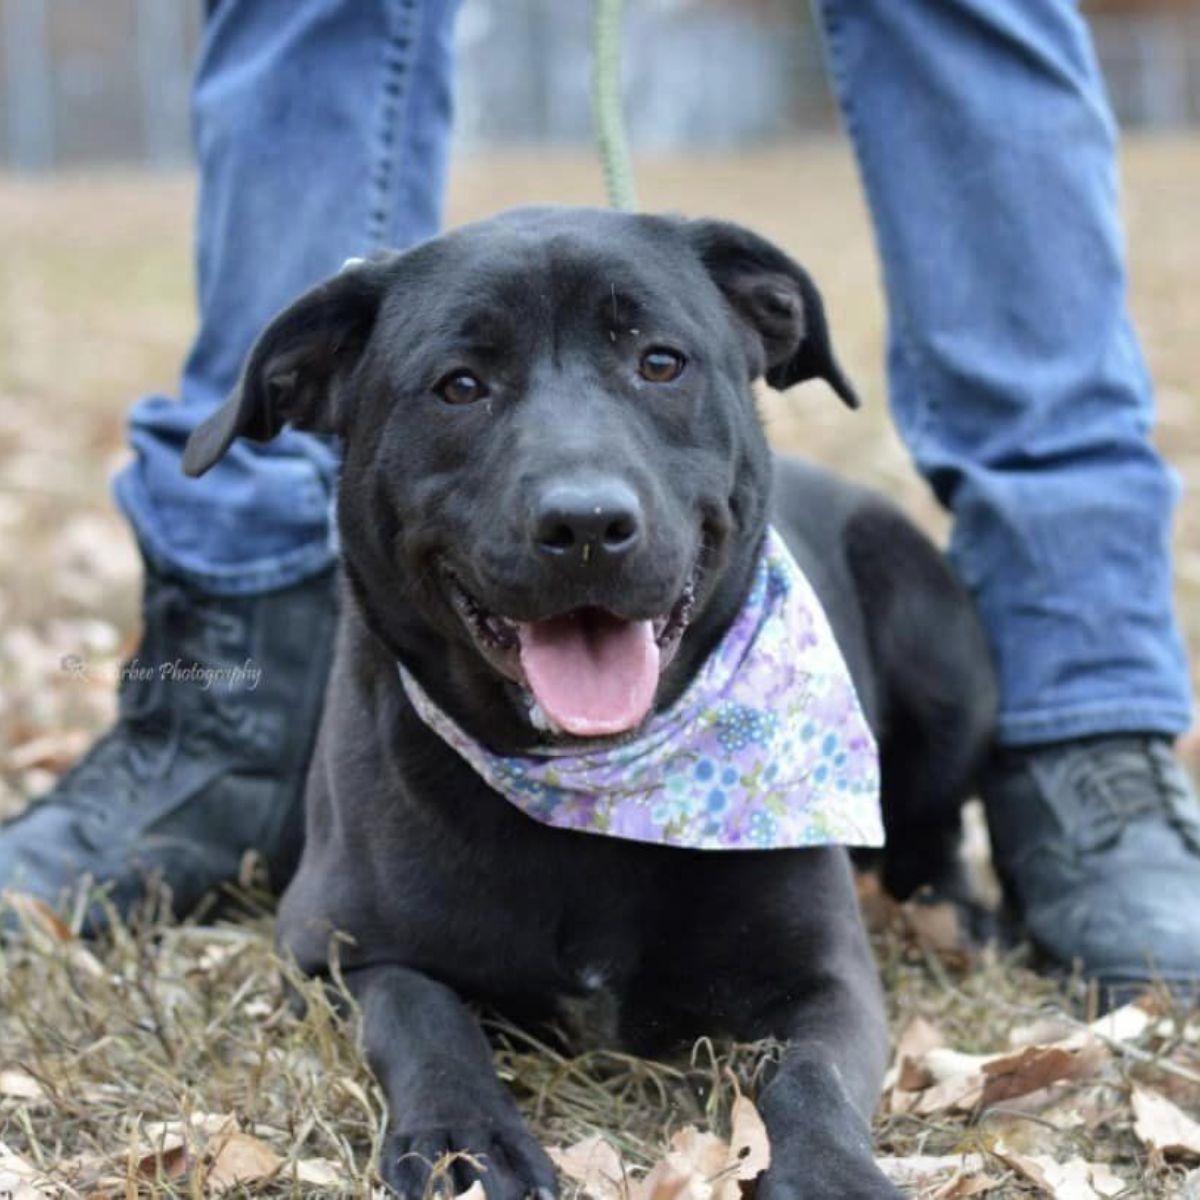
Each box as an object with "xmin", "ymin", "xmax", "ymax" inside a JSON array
[{"xmin": 399, "ymin": 527, "xmax": 883, "ymax": 851}]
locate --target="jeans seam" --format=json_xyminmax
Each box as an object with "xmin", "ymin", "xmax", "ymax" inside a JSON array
[{"xmin": 367, "ymin": 0, "xmax": 420, "ymax": 250}]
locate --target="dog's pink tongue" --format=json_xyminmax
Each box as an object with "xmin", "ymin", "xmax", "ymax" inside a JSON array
[{"xmin": 518, "ymin": 611, "xmax": 659, "ymax": 737}]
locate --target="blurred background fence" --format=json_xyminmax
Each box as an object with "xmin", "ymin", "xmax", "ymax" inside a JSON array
[{"xmin": 1, "ymin": 0, "xmax": 1199, "ymax": 171}]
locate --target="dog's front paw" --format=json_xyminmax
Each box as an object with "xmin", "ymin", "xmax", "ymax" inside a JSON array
[{"xmin": 381, "ymin": 1119, "xmax": 558, "ymax": 1200}]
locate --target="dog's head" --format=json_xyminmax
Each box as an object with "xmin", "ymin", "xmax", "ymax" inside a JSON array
[{"xmin": 184, "ymin": 208, "xmax": 857, "ymax": 748}]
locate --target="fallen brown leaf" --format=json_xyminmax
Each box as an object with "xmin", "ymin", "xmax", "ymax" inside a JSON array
[
  {"xmin": 884, "ymin": 1015, "xmax": 946, "ymax": 1101},
  {"xmin": 896, "ymin": 1016, "xmax": 946, "ymax": 1062},
  {"xmin": 1, "ymin": 890, "xmax": 72, "ymax": 941},
  {"xmin": 203, "ymin": 1129, "xmax": 282, "ymax": 1191},
  {"xmin": 1007, "ymin": 1016, "xmax": 1077, "ymax": 1049},
  {"xmin": 0, "ymin": 1140, "xmax": 50, "ymax": 1199},
  {"xmin": 993, "ymin": 1142, "xmax": 1124, "ymax": 1199},
  {"xmin": 0, "ymin": 890, "xmax": 105, "ymax": 979},
  {"xmin": 979, "ymin": 1043, "xmax": 1108, "ymax": 1108},
  {"xmin": 643, "ymin": 1117, "xmax": 767, "ymax": 1200},
  {"xmin": 903, "ymin": 900, "xmax": 964, "ymax": 959},
  {"xmin": 911, "ymin": 1073, "xmax": 985, "ymax": 1117},
  {"xmin": 650, "ymin": 1128, "xmax": 730, "ymax": 1200},
  {"xmin": 550, "ymin": 1099, "xmax": 770, "ymax": 1200},
  {"xmin": 1064, "ymin": 997, "xmax": 1160, "ymax": 1051},
  {"xmin": 290, "ymin": 1157, "xmax": 346, "ymax": 1187},
  {"xmin": 920, "ymin": 1047, "xmax": 993, "ymax": 1083},
  {"xmin": 1132, "ymin": 1086, "xmax": 1200, "ymax": 1159},
  {"xmin": 0, "ymin": 1069, "xmax": 46, "ymax": 1102},
  {"xmin": 856, "ymin": 879, "xmax": 972, "ymax": 968},
  {"xmin": 901, "ymin": 1048, "xmax": 988, "ymax": 1116},
  {"xmin": 548, "ymin": 1136, "xmax": 629, "ymax": 1200},
  {"xmin": 61, "ymin": 1125, "xmax": 191, "ymax": 1195},
  {"xmin": 726, "ymin": 1094, "xmax": 770, "ymax": 1180},
  {"xmin": 72, "ymin": 1114, "xmax": 235, "ymax": 1196},
  {"xmin": 875, "ymin": 1153, "xmax": 992, "ymax": 1193},
  {"xmin": 934, "ymin": 1172, "xmax": 996, "ymax": 1200},
  {"xmin": 890, "ymin": 1000, "xmax": 1147, "ymax": 1123},
  {"xmin": 133, "ymin": 1139, "xmax": 191, "ymax": 1188}
]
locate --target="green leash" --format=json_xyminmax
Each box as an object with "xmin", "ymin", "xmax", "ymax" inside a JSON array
[{"xmin": 592, "ymin": 0, "xmax": 637, "ymax": 212}]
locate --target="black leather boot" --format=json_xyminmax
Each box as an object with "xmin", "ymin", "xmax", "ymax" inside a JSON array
[
  {"xmin": 984, "ymin": 734, "xmax": 1200, "ymax": 993},
  {"xmin": 0, "ymin": 558, "xmax": 337, "ymax": 927}
]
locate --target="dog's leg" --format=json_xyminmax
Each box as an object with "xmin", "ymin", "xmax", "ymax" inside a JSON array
[
  {"xmin": 743, "ymin": 907, "xmax": 903, "ymax": 1200},
  {"xmin": 624, "ymin": 851, "xmax": 901, "ymax": 1199},
  {"xmin": 752, "ymin": 986, "xmax": 902, "ymax": 1200},
  {"xmin": 844, "ymin": 503, "xmax": 997, "ymax": 904},
  {"xmin": 346, "ymin": 964, "xmax": 557, "ymax": 1200}
]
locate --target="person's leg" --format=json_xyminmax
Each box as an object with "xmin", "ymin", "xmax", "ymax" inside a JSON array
[
  {"xmin": 813, "ymin": 0, "xmax": 1200, "ymax": 988},
  {"xmin": 118, "ymin": 0, "xmax": 456, "ymax": 592},
  {"xmin": 0, "ymin": 0, "xmax": 459, "ymax": 923}
]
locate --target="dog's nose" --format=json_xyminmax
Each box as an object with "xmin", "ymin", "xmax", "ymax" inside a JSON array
[{"xmin": 532, "ymin": 478, "xmax": 644, "ymax": 566}]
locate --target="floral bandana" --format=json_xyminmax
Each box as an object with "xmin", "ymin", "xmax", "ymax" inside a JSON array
[{"xmin": 398, "ymin": 527, "xmax": 883, "ymax": 851}]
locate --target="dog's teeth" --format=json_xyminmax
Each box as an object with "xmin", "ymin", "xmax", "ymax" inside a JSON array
[
  {"xmin": 526, "ymin": 695, "xmax": 560, "ymax": 733},
  {"xmin": 486, "ymin": 616, "xmax": 517, "ymax": 648}
]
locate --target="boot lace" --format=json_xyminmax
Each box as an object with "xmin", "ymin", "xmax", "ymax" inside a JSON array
[{"xmin": 1065, "ymin": 737, "xmax": 1200, "ymax": 855}]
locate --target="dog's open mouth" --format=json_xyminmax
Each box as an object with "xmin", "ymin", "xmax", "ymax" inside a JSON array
[{"xmin": 441, "ymin": 570, "xmax": 698, "ymax": 739}]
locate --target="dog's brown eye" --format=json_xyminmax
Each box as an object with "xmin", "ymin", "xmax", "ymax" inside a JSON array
[
  {"xmin": 435, "ymin": 371, "xmax": 489, "ymax": 406},
  {"xmin": 639, "ymin": 348, "xmax": 686, "ymax": 384}
]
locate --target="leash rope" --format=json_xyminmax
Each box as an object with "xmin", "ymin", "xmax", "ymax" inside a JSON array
[{"xmin": 592, "ymin": 0, "xmax": 637, "ymax": 212}]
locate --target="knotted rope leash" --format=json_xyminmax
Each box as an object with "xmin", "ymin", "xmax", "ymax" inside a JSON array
[{"xmin": 592, "ymin": 0, "xmax": 637, "ymax": 212}]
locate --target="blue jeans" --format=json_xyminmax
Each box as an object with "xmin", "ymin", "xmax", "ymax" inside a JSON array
[
  {"xmin": 113, "ymin": 0, "xmax": 1192, "ymax": 748},
  {"xmin": 114, "ymin": 0, "xmax": 459, "ymax": 595}
]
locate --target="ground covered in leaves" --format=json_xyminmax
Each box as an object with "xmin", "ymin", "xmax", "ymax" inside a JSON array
[
  {"xmin": 1, "ymin": 142, "xmax": 1199, "ymax": 1197},
  {"xmin": 3, "ymin": 887, "xmax": 1200, "ymax": 1198}
]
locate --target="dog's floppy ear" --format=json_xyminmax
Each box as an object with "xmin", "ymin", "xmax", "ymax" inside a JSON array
[
  {"xmin": 182, "ymin": 257, "xmax": 392, "ymax": 476},
  {"xmin": 686, "ymin": 219, "xmax": 860, "ymax": 408}
]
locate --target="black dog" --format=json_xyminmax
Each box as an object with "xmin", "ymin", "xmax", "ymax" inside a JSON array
[{"xmin": 184, "ymin": 208, "xmax": 995, "ymax": 1199}]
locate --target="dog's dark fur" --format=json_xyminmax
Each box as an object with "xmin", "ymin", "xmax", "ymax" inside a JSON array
[{"xmin": 185, "ymin": 208, "xmax": 996, "ymax": 1199}]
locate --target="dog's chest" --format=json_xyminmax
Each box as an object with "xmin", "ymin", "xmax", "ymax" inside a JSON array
[
  {"xmin": 546, "ymin": 912, "xmax": 641, "ymax": 1049},
  {"xmin": 555, "ymin": 962, "xmax": 622, "ymax": 1049}
]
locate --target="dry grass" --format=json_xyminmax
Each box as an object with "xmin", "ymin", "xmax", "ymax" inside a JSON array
[
  {"xmin": 3, "ymin": 883, "xmax": 1200, "ymax": 1197},
  {"xmin": 1, "ymin": 140, "xmax": 1199, "ymax": 1196}
]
